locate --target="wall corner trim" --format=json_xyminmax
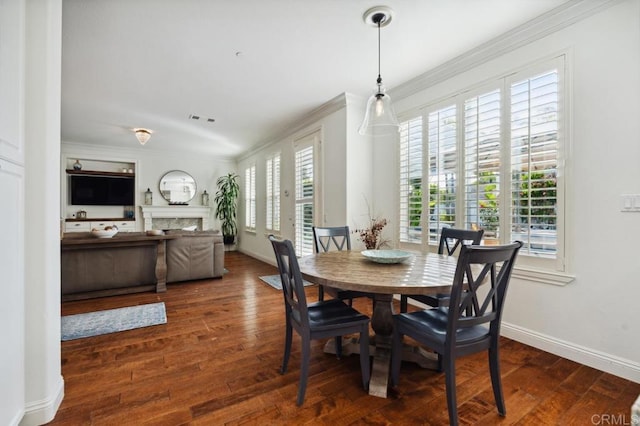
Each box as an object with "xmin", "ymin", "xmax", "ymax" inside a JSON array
[{"xmin": 20, "ymin": 376, "xmax": 64, "ymax": 426}]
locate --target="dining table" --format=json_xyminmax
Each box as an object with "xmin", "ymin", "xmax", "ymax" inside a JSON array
[{"xmin": 297, "ymin": 249, "xmax": 460, "ymax": 398}]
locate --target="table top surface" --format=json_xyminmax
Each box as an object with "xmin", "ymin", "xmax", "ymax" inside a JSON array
[{"xmin": 298, "ymin": 250, "xmax": 460, "ymax": 295}]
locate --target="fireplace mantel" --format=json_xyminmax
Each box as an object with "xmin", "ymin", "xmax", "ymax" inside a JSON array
[{"xmin": 140, "ymin": 205, "xmax": 212, "ymax": 231}]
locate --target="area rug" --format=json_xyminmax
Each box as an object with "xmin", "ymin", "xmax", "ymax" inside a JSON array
[
  {"xmin": 259, "ymin": 275, "xmax": 313, "ymax": 290},
  {"xmin": 61, "ymin": 302, "xmax": 167, "ymax": 341}
]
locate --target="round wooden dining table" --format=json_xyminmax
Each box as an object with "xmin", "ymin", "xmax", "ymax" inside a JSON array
[{"xmin": 297, "ymin": 249, "xmax": 460, "ymax": 398}]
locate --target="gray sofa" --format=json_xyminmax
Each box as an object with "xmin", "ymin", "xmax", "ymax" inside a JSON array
[
  {"xmin": 165, "ymin": 230, "xmax": 225, "ymax": 283},
  {"xmin": 61, "ymin": 230, "xmax": 225, "ymax": 300}
]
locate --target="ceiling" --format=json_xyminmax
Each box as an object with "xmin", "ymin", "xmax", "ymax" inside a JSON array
[{"xmin": 61, "ymin": 0, "xmax": 572, "ymax": 159}]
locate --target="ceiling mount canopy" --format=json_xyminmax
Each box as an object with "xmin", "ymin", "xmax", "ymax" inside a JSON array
[
  {"xmin": 134, "ymin": 128, "xmax": 152, "ymax": 145},
  {"xmin": 363, "ymin": 5, "xmax": 394, "ymax": 27},
  {"xmin": 358, "ymin": 6, "xmax": 399, "ymax": 136}
]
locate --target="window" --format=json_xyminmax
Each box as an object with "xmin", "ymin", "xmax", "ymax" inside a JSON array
[
  {"xmin": 464, "ymin": 90, "xmax": 501, "ymax": 239},
  {"xmin": 399, "ymin": 117, "xmax": 423, "ymax": 244},
  {"xmin": 398, "ymin": 57, "xmax": 564, "ymax": 270},
  {"xmin": 244, "ymin": 164, "xmax": 256, "ymax": 230},
  {"xmin": 295, "ymin": 144, "xmax": 314, "ymax": 256},
  {"xmin": 266, "ymin": 153, "xmax": 281, "ymax": 232},
  {"xmin": 428, "ymin": 105, "xmax": 457, "ymax": 244},
  {"xmin": 509, "ymin": 69, "xmax": 559, "ymax": 257}
]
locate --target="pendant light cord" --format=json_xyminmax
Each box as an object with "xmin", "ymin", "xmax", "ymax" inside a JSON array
[{"xmin": 377, "ymin": 17, "xmax": 382, "ymax": 85}]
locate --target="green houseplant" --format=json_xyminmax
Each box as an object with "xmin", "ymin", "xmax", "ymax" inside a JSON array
[{"xmin": 214, "ymin": 173, "xmax": 240, "ymax": 245}]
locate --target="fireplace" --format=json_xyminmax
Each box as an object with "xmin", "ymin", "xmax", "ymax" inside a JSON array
[{"xmin": 139, "ymin": 206, "xmax": 212, "ymax": 231}]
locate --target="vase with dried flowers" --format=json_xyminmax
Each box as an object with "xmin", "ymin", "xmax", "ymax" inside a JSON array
[{"xmin": 355, "ymin": 215, "xmax": 389, "ymax": 250}]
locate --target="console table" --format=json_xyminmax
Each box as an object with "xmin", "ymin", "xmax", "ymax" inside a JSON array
[{"xmin": 61, "ymin": 233, "xmax": 176, "ymax": 301}]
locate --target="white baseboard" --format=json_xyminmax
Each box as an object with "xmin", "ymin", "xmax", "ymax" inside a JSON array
[
  {"xmin": 237, "ymin": 248, "xmax": 276, "ymax": 268},
  {"xmin": 502, "ymin": 322, "xmax": 640, "ymax": 384},
  {"xmin": 20, "ymin": 375, "xmax": 64, "ymax": 426}
]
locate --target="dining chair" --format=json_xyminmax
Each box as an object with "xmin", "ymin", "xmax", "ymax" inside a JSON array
[
  {"xmin": 391, "ymin": 241, "xmax": 522, "ymax": 426},
  {"xmin": 312, "ymin": 226, "xmax": 372, "ymax": 306},
  {"xmin": 400, "ymin": 227, "xmax": 484, "ymax": 313},
  {"xmin": 268, "ymin": 235, "xmax": 371, "ymax": 406}
]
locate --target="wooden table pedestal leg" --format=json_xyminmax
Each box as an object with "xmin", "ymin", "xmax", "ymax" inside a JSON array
[
  {"xmin": 155, "ymin": 240, "xmax": 167, "ymax": 293},
  {"xmin": 320, "ymin": 293, "xmax": 439, "ymax": 397},
  {"xmin": 368, "ymin": 293, "xmax": 394, "ymax": 398}
]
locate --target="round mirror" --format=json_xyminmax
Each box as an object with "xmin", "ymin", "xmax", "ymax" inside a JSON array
[{"xmin": 159, "ymin": 170, "xmax": 197, "ymax": 204}]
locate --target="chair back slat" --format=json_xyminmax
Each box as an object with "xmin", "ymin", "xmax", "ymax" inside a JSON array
[
  {"xmin": 438, "ymin": 227, "xmax": 484, "ymax": 256},
  {"xmin": 269, "ymin": 235, "xmax": 309, "ymax": 328},
  {"xmin": 447, "ymin": 242, "xmax": 522, "ymax": 339},
  {"xmin": 313, "ymin": 226, "xmax": 352, "ymax": 253}
]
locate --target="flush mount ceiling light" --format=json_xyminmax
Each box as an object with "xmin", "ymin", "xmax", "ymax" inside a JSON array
[
  {"xmin": 134, "ymin": 128, "xmax": 152, "ymax": 145},
  {"xmin": 358, "ymin": 6, "xmax": 399, "ymax": 136}
]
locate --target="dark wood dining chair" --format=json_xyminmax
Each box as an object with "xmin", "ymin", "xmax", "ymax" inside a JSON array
[
  {"xmin": 268, "ymin": 235, "xmax": 371, "ymax": 406},
  {"xmin": 312, "ymin": 226, "xmax": 372, "ymax": 306},
  {"xmin": 400, "ymin": 227, "xmax": 484, "ymax": 312},
  {"xmin": 391, "ymin": 241, "xmax": 522, "ymax": 426}
]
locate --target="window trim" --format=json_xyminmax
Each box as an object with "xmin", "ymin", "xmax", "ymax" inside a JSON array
[
  {"xmin": 244, "ymin": 163, "xmax": 256, "ymax": 232},
  {"xmin": 293, "ymin": 128, "xmax": 322, "ymax": 257},
  {"xmin": 265, "ymin": 152, "xmax": 281, "ymax": 233}
]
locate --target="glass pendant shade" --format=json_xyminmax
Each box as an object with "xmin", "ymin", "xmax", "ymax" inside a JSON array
[{"xmin": 358, "ymin": 84, "xmax": 399, "ymax": 135}]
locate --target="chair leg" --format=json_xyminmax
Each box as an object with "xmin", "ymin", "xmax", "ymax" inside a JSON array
[
  {"xmin": 444, "ymin": 354, "xmax": 459, "ymax": 426},
  {"xmin": 390, "ymin": 328, "xmax": 403, "ymax": 387},
  {"xmin": 489, "ymin": 344, "xmax": 506, "ymax": 416},
  {"xmin": 436, "ymin": 353, "xmax": 443, "ymax": 372},
  {"xmin": 318, "ymin": 285, "xmax": 324, "ymax": 301},
  {"xmin": 281, "ymin": 321, "xmax": 292, "ymax": 374},
  {"xmin": 297, "ymin": 334, "xmax": 311, "ymax": 406},
  {"xmin": 335, "ymin": 336, "xmax": 342, "ymax": 359},
  {"xmin": 359, "ymin": 327, "xmax": 370, "ymax": 390},
  {"xmin": 400, "ymin": 295, "xmax": 408, "ymax": 313}
]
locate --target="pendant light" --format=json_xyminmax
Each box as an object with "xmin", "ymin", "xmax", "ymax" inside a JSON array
[{"xmin": 358, "ymin": 6, "xmax": 399, "ymax": 136}]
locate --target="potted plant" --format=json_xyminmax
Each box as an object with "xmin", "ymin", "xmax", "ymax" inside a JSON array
[{"xmin": 214, "ymin": 173, "xmax": 240, "ymax": 245}]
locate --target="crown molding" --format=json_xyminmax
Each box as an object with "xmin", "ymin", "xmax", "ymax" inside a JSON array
[
  {"xmin": 237, "ymin": 92, "xmax": 349, "ymax": 161},
  {"xmin": 390, "ymin": 0, "xmax": 622, "ymax": 101}
]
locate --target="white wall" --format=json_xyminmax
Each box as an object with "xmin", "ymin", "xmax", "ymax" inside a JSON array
[
  {"xmin": 22, "ymin": 0, "xmax": 65, "ymax": 424},
  {"xmin": 61, "ymin": 142, "xmax": 236, "ymax": 231},
  {"xmin": 374, "ymin": 0, "xmax": 640, "ymax": 381},
  {"xmin": 237, "ymin": 93, "xmax": 377, "ymax": 264},
  {"xmin": 1, "ymin": 0, "xmax": 27, "ymax": 422}
]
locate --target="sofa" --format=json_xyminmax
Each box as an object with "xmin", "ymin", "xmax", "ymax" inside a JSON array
[
  {"xmin": 61, "ymin": 230, "xmax": 225, "ymax": 300},
  {"xmin": 164, "ymin": 230, "xmax": 225, "ymax": 283}
]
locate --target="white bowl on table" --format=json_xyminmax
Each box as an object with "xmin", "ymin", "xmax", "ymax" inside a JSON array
[
  {"xmin": 361, "ymin": 249, "xmax": 413, "ymax": 264},
  {"xmin": 91, "ymin": 229, "xmax": 118, "ymax": 238}
]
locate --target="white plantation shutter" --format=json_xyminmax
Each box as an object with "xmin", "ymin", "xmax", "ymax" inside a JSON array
[
  {"xmin": 244, "ymin": 165, "xmax": 256, "ymax": 230},
  {"xmin": 399, "ymin": 117, "xmax": 423, "ymax": 244},
  {"xmin": 509, "ymin": 69, "xmax": 559, "ymax": 257},
  {"xmin": 464, "ymin": 89, "xmax": 501, "ymax": 238},
  {"xmin": 428, "ymin": 105, "xmax": 457, "ymax": 244},
  {"xmin": 266, "ymin": 153, "xmax": 280, "ymax": 232},
  {"xmin": 396, "ymin": 57, "xmax": 564, "ymax": 270},
  {"xmin": 295, "ymin": 145, "xmax": 314, "ymax": 256}
]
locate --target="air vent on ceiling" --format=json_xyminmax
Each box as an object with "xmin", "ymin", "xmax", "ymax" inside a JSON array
[{"xmin": 189, "ymin": 114, "xmax": 215, "ymax": 123}]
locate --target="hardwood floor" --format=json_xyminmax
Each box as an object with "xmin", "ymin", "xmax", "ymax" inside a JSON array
[{"xmin": 50, "ymin": 252, "xmax": 639, "ymax": 425}]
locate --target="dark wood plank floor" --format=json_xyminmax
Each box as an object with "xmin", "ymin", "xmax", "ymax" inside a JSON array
[{"xmin": 49, "ymin": 252, "xmax": 640, "ymax": 425}]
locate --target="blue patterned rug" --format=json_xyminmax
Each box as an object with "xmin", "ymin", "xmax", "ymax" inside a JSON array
[
  {"xmin": 61, "ymin": 302, "xmax": 167, "ymax": 341},
  {"xmin": 259, "ymin": 275, "xmax": 313, "ymax": 290}
]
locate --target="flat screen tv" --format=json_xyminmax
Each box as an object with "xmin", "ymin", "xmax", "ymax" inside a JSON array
[{"xmin": 70, "ymin": 175, "xmax": 135, "ymax": 206}]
